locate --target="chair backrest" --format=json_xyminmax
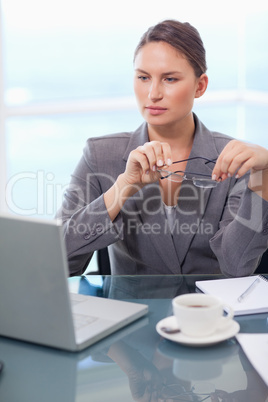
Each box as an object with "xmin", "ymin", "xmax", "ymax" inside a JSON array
[
  {"xmin": 97, "ymin": 247, "xmax": 111, "ymax": 275},
  {"xmin": 255, "ymin": 249, "xmax": 268, "ymax": 274}
]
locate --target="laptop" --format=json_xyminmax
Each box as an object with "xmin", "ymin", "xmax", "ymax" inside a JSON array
[{"xmin": 0, "ymin": 213, "xmax": 148, "ymax": 351}]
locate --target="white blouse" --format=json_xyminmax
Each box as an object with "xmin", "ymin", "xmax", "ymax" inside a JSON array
[{"xmin": 163, "ymin": 203, "xmax": 177, "ymax": 235}]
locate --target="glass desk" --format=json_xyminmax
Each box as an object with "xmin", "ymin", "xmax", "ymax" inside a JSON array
[{"xmin": 0, "ymin": 275, "xmax": 267, "ymax": 402}]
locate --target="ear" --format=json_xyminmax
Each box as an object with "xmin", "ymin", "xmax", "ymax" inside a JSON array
[{"xmin": 195, "ymin": 74, "xmax": 208, "ymax": 98}]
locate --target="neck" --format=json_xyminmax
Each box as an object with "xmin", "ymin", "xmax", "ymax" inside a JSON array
[{"xmin": 148, "ymin": 113, "xmax": 195, "ymax": 156}]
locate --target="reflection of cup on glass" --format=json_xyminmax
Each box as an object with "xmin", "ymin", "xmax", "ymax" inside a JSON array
[
  {"xmin": 158, "ymin": 339, "xmax": 240, "ymax": 382},
  {"xmin": 172, "ymin": 293, "xmax": 233, "ymax": 337},
  {"xmin": 173, "ymin": 351, "xmax": 222, "ymax": 381}
]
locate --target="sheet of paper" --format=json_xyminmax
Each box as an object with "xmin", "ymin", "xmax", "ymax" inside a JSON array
[{"xmin": 236, "ymin": 333, "xmax": 268, "ymax": 386}]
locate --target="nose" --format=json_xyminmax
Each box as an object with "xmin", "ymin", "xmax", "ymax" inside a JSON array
[{"xmin": 148, "ymin": 81, "xmax": 163, "ymax": 101}]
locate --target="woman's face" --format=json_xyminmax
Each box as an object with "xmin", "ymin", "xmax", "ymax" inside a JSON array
[{"xmin": 133, "ymin": 41, "xmax": 207, "ymax": 130}]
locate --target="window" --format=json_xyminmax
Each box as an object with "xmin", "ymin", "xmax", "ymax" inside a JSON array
[{"xmin": 1, "ymin": 0, "xmax": 268, "ymax": 218}]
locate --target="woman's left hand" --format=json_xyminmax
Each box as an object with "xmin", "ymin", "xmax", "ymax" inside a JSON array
[{"xmin": 212, "ymin": 140, "xmax": 268, "ymax": 182}]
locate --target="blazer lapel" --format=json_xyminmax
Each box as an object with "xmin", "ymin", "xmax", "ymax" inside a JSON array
[
  {"xmin": 173, "ymin": 183, "xmax": 213, "ymax": 265},
  {"xmin": 121, "ymin": 124, "xmax": 182, "ymax": 273},
  {"xmin": 172, "ymin": 115, "xmax": 220, "ymax": 265},
  {"xmin": 134, "ymin": 184, "xmax": 183, "ymax": 274}
]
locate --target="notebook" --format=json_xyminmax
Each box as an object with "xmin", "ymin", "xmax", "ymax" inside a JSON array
[
  {"xmin": 0, "ymin": 213, "xmax": 148, "ymax": 351},
  {"xmin": 196, "ymin": 275, "xmax": 268, "ymax": 316}
]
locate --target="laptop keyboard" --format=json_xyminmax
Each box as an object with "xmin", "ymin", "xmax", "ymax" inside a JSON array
[
  {"xmin": 70, "ymin": 293, "xmax": 99, "ymax": 330},
  {"xmin": 73, "ymin": 313, "xmax": 98, "ymax": 330},
  {"xmin": 71, "ymin": 299, "xmax": 82, "ymax": 306}
]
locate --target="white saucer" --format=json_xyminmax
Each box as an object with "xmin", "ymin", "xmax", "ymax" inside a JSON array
[{"xmin": 156, "ymin": 316, "xmax": 240, "ymax": 347}]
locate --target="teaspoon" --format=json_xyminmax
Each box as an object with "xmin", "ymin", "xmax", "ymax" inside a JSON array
[{"xmin": 161, "ymin": 326, "xmax": 181, "ymax": 334}]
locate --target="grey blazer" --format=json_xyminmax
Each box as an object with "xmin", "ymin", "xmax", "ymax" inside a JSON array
[{"xmin": 56, "ymin": 115, "xmax": 268, "ymax": 276}]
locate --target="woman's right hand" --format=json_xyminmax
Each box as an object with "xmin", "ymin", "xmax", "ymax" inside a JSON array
[
  {"xmin": 104, "ymin": 141, "xmax": 172, "ymax": 221},
  {"xmin": 123, "ymin": 141, "xmax": 173, "ymax": 187}
]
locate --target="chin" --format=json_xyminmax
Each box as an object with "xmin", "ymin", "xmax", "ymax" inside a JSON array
[{"xmin": 144, "ymin": 114, "xmax": 169, "ymax": 126}]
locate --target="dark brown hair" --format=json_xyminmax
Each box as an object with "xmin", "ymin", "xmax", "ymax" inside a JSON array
[{"xmin": 134, "ymin": 19, "xmax": 207, "ymax": 77}]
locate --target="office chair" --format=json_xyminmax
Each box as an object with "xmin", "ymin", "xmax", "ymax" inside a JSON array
[
  {"xmin": 255, "ymin": 249, "xmax": 268, "ymax": 274},
  {"xmin": 97, "ymin": 247, "xmax": 111, "ymax": 275}
]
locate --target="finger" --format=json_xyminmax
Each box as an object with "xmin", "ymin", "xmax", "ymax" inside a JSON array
[
  {"xmin": 150, "ymin": 141, "xmax": 172, "ymax": 168},
  {"xmin": 130, "ymin": 148, "xmax": 151, "ymax": 174},
  {"xmin": 142, "ymin": 142, "xmax": 172, "ymax": 171},
  {"xmin": 212, "ymin": 146, "xmax": 232, "ymax": 181},
  {"xmin": 226, "ymin": 147, "xmax": 254, "ymax": 176},
  {"xmin": 235, "ymin": 158, "xmax": 254, "ymax": 178},
  {"xmin": 160, "ymin": 142, "xmax": 172, "ymax": 167},
  {"xmin": 212, "ymin": 140, "xmax": 248, "ymax": 180},
  {"xmin": 149, "ymin": 141, "xmax": 166, "ymax": 169},
  {"xmin": 139, "ymin": 143, "xmax": 158, "ymax": 172},
  {"xmin": 212, "ymin": 161, "xmax": 228, "ymax": 181},
  {"xmin": 213, "ymin": 148, "xmax": 240, "ymax": 179},
  {"xmin": 215, "ymin": 152, "xmax": 252, "ymax": 180}
]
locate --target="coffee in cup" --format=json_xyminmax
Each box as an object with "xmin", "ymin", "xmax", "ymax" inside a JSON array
[{"xmin": 172, "ymin": 293, "xmax": 233, "ymax": 337}]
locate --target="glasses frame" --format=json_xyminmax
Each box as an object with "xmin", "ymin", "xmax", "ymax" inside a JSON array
[{"xmin": 158, "ymin": 156, "xmax": 217, "ymax": 188}]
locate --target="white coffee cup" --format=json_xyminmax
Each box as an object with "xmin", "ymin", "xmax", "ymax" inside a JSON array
[{"xmin": 172, "ymin": 293, "xmax": 233, "ymax": 337}]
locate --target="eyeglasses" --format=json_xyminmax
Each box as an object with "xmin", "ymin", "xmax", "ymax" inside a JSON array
[
  {"xmin": 159, "ymin": 381, "xmax": 215, "ymax": 401},
  {"xmin": 158, "ymin": 156, "xmax": 217, "ymax": 189}
]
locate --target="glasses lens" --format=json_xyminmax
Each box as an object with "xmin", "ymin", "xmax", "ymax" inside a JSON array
[
  {"xmin": 159, "ymin": 170, "xmax": 184, "ymax": 183},
  {"xmin": 192, "ymin": 178, "xmax": 217, "ymax": 188}
]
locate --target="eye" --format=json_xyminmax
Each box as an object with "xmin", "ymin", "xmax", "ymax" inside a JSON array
[
  {"xmin": 137, "ymin": 75, "xmax": 149, "ymax": 82},
  {"xmin": 164, "ymin": 77, "xmax": 178, "ymax": 83}
]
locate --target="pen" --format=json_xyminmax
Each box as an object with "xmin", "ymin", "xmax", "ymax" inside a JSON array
[{"xmin": 237, "ymin": 277, "xmax": 260, "ymax": 303}]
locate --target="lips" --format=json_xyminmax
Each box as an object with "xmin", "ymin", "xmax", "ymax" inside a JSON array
[{"xmin": 145, "ymin": 106, "xmax": 167, "ymax": 116}]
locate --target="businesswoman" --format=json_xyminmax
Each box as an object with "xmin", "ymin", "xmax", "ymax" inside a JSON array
[{"xmin": 56, "ymin": 19, "xmax": 268, "ymax": 276}]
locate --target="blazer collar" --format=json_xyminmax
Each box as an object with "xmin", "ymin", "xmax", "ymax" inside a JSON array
[
  {"xmin": 123, "ymin": 123, "xmax": 149, "ymax": 162},
  {"xmin": 187, "ymin": 114, "xmax": 219, "ymax": 174},
  {"xmin": 123, "ymin": 115, "xmax": 219, "ymax": 165}
]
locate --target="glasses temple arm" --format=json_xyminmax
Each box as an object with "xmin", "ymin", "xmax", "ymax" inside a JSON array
[{"xmin": 172, "ymin": 157, "xmax": 217, "ymax": 165}]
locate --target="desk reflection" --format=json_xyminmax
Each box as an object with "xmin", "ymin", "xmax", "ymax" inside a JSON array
[
  {"xmin": 0, "ymin": 337, "xmax": 77, "ymax": 402},
  {"xmin": 92, "ymin": 276, "xmax": 268, "ymax": 401},
  {"xmin": 1, "ymin": 275, "xmax": 267, "ymax": 402},
  {"xmin": 103, "ymin": 329, "xmax": 268, "ymax": 401},
  {"xmin": 106, "ymin": 275, "xmax": 199, "ymax": 299}
]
